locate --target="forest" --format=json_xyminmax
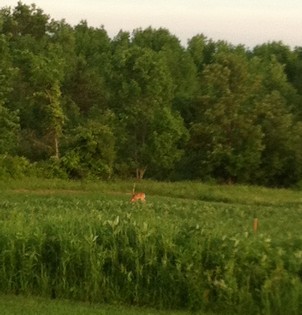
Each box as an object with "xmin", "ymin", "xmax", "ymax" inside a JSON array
[{"xmin": 1, "ymin": 2, "xmax": 302, "ymax": 187}]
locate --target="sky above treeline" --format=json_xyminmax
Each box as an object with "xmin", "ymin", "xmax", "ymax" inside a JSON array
[{"xmin": 1, "ymin": 0, "xmax": 302, "ymax": 48}]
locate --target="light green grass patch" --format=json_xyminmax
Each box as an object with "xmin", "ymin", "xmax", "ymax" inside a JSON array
[{"xmin": 0, "ymin": 295, "xmax": 192, "ymax": 315}]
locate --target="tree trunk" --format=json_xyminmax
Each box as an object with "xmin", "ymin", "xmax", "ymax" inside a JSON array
[
  {"xmin": 136, "ymin": 167, "xmax": 147, "ymax": 180},
  {"xmin": 54, "ymin": 135, "xmax": 59, "ymax": 159}
]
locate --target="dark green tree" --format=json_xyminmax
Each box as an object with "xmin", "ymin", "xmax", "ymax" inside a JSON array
[
  {"xmin": 132, "ymin": 27, "xmax": 198, "ymax": 124},
  {"xmin": 249, "ymin": 55, "xmax": 302, "ymax": 185},
  {"xmin": 0, "ymin": 104, "xmax": 20, "ymax": 154},
  {"xmin": 61, "ymin": 111, "xmax": 116, "ymax": 179},
  {"xmin": 0, "ymin": 30, "xmax": 20, "ymax": 154},
  {"xmin": 111, "ymin": 45, "xmax": 187, "ymax": 179},
  {"xmin": 65, "ymin": 21, "xmax": 111, "ymax": 115},
  {"xmin": 1, "ymin": 1, "xmax": 49, "ymax": 39},
  {"xmin": 187, "ymin": 52, "xmax": 264, "ymax": 183}
]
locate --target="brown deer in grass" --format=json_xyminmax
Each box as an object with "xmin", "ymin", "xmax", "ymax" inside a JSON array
[{"xmin": 130, "ymin": 183, "xmax": 146, "ymax": 203}]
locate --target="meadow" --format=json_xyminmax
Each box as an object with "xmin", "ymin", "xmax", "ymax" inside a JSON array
[{"xmin": 0, "ymin": 179, "xmax": 301, "ymax": 314}]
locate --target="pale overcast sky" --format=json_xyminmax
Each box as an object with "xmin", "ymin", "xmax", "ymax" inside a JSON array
[{"xmin": 1, "ymin": 0, "xmax": 302, "ymax": 48}]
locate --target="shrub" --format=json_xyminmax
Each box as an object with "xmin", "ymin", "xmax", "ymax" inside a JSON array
[{"xmin": 0, "ymin": 155, "xmax": 32, "ymax": 178}]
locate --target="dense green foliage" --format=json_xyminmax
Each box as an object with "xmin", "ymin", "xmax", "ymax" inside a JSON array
[
  {"xmin": 1, "ymin": 2, "xmax": 302, "ymax": 186},
  {"xmin": 0, "ymin": 179, "xmax": 301, "ymax": 314}
]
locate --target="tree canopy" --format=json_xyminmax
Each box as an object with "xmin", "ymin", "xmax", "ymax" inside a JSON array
[{"xmin": 1, "ymin": 2, "xmax": 302, "ymax": 187}]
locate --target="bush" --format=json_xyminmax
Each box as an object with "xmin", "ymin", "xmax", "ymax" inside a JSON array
[
  {"xmin": 0, "ymin": 155, "xmax": 33, "ymax": 179},
  {"xmin": 34, "ymin": 158, "xmax": 68, "ymax": 179}
]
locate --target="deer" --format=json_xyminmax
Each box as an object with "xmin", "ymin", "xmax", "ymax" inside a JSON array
[{"xmin": 130, "ymin": 183, "xmax": 146, "ymax": 203}]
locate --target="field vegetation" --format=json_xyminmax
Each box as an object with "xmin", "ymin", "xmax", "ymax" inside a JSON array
[
  {"xmin": 0, "ymin": 179, "xmax": 301, "ymax": 314},
  {"xmin": 0, "ymin": 294, "xmax": 188, "ymax": 315}
]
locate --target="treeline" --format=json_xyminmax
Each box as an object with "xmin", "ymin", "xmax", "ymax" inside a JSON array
[{"xmin": 1, "ymin": 2, "xmax": 302, "ymax": 186}]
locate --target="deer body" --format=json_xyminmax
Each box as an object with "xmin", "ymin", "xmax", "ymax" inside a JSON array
[{"xmin": 130, "ymin": 192, "xmax": 146, "ymax": 202}]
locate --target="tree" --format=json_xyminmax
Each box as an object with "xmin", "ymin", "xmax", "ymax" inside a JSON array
[
  {"xmin": 187, "ymin": 34, "xmax": 216, "ymax": 73},
  {"xmin": 0, "ymin": 30, "xmax": 20, "ymax": 154},
  {"xmin": 147, "ymin": 107, "xmax": 189, "ymax": 179},
  {"xmin": 249, "ymin": 55, "xmax": 302, "ymax": 185},
  {"xmin": 254, "ymin": 91, "xmax": 298, "ymax": 186},
  {"xmin": 1, "ymin": 1, "xmax": 49, "ymax": 39},
  {"xmin": 252, "ymin": 43, "xmax": 301, "ymax": 116},
  {"xmin": 61, "ymin": 111, "xmax": 116, "ymax": 179},
  {"xmin": 15, "ymin": 49, "xmax": 66, "ymax": 159},
  {"xmin": 111, "ymin": 45, "xmax": 187, "ymax": 179},
  {"xmin": 63, "ymin": 21, "xmax": 111, "ymax": 115},
  {"xmin": 132, "ymin": 27, "xmax": 199, "ymax": 123},
  {"xmin": 253, "ymin": 41, "xmax": 297, "ymax": 84},
  {"xmin": 0, "ymin": 3, "xmax": 67, "ymax": 160},
  {"xmin": 0, "ymin": 103, "xmax": 20, "ymax": 154},
  {"xmin": 33, "ymin": 80, "xmax": 65, "ymax": 159},
  {"xmin": 187, "ymin": 52, "xmax": 264, "ymax": 183},
  {"xmin": 1, "ymin": 2, "xmax": 302, "ymax": 185}
]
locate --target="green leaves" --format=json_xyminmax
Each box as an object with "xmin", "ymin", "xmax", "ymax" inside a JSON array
[
  {"xmin": 0, "ymin": 104, "xmax": 20, "ymax": 154},
  {"xmin": 188, "ymin": 52, "xmax": 264, "ymax": 182},
  {"xmin": 110, "ymin": 45, "xmax": 180, "ymax": 178},
  {"xmin": 1, "ymin": 3, "xmax": 302, "ymax": 185},
  {"xmin": 62, "ymin": 115, "xmax": 116, "ymax": 179}
]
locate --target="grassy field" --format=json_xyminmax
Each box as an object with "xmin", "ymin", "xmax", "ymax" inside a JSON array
[
  {"xmin": 0, "ymin": 178, "xmax": 301, "ymax": 314},
  {"xmin": 0, "ymin": 294, "xmax": 191, "ymax": 315}
]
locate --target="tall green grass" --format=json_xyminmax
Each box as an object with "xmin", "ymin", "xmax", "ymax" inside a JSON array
[{"xmin": 0, "ymin": 180, "xmax": 301, "ymax": 314}]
